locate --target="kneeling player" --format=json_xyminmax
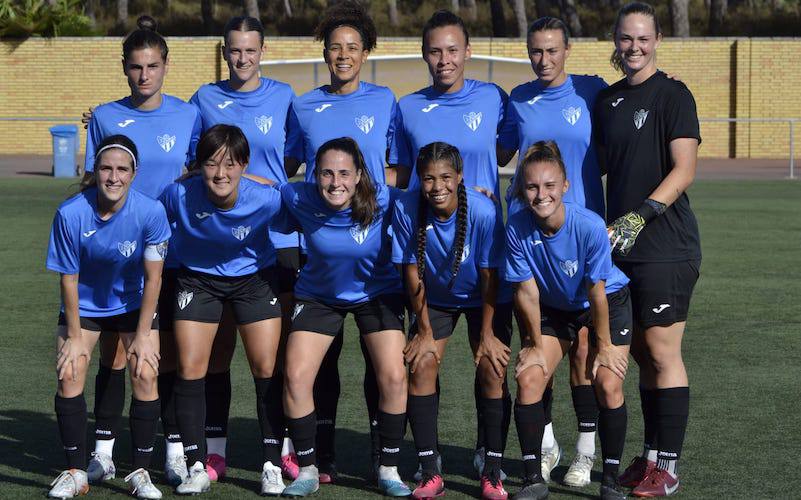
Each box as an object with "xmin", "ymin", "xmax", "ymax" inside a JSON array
[{"xmin": 505, "ymin": 142, "xmax": 631, "ymax": 500}]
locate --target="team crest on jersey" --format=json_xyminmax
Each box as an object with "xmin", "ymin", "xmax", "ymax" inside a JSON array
[
  {"xmin": 117, "ymin": 240, "xmax": 137, "ymax": 258},
  {"xmin": 559, "ymin": 259, "xmax": 578, "ymax": 278},
  {"xmin": 255, "ymin": 115, "xmax": 273, "ymax": 135},
  {"xmin": 157, "ymin": 134, "xmax": 176, "ymax": 152},
  {"xmin": 232, "ymin": 225, "xmax": 251, "ymax": 241},
  {"xmin": 463, "ymin": 111, "xmax": 483, "ymax": 132},
  {"xmin": 460, "ymin": 244, "xmax": 470, "ymax": 263},
  {"xmin": 633, "ymin": 109, "xmax": 649, "ymax": 130},
  {"xmin": 349, "ymin": 225, "xmax": 370, "ymax": 244},
  {"xmin": 177, "ymin": 290, "xmax": 193, "ymax": 310},
  {"xmin": 355, "ymin": 115, "xmax": 375, "ymax": 134},
  {"xmin": 562, "ymin": 106, "xmax": 581, "ymax": 126}
]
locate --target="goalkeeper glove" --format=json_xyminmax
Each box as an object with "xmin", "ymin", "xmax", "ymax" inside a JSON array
[{"xmin": 608, "ymin": 199, "xmax": 666, "ymax": 256}]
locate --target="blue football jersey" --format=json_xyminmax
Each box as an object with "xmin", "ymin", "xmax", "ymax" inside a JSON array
[
  {"xmin": 287, "ymin": 82, "xmax": 401, "ymax": 184},
  {"xmin": 46, "ymin": 188, "xmax": 171, "ymax": 317},
  {"xmin": 391, "ymin": 79, "xmax": 508, "ymax": 198},
  {"xmin": 85, "ymin": 95, "xmax": 202, "ymax": 199},
  {"xmin": 190, "ymin": 77, "xmax": 300, "ymax": 250},
  {"xmin": 159, "ymin": 176, "xmax": 285, "ymax": 277},
  {"xmin": 505, "ymin": 203, "xmax": 629, "ymax": 311},
  {"xmin": 499, "ymin": 75, "xmax": 607, "ymax": 216},
  {"xmin": 392, "ymin": 189, "xmax": 505, "ymax": 308},
  {"xmin": 280, "ymin": 182, "xmax": 402, "ymax": 304}
]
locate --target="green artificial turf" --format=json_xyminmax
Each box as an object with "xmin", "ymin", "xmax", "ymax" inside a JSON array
[{"xmin": 0, "ymin": 178, "xmax": 798, "ymax": 498}]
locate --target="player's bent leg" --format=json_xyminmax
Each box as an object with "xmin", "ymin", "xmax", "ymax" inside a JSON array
[
  {"xmin": 173, "ymin": 320, "xmax": 217, "ymax": 495},
  {"xmin": 593, "ymin": 346, "xmax": 629, "ymax": 500},
  {"xmin": 564, "ymin": 326, "xmax": 599, "ymax": 487},
  {"xmin": 363, "ymin": 329, "xmax": 411, "ymax": 497},
  {"xmin": 282, "ymin": 330, "xmax": 334, "ymax": 498},
  {"xmin": 204, "ymin": 308, "xmax": 236, "ymax": 482}
]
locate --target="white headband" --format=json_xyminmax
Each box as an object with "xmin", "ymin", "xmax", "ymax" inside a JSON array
[{"xmin": 96, "ymin": 144, "xmax": 137, "ymax": 170}]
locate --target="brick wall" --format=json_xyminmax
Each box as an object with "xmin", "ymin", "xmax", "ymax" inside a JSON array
[{"xmin": 2, "ymin": 36, "xmax": 799, "ymax": 158}]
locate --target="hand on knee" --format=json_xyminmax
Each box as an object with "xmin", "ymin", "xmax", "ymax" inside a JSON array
[{"xmin": 477, "ymin": 358, "xmax": 505, "ymax": 398}]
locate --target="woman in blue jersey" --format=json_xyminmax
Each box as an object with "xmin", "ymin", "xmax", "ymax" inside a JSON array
[
  {"xmin": 505, "ymin": 142, "xmax": 631, "ymax": 500},
  {"xmin": 391, "ymin": 9, "xmax": 514, "ymax": 477},
  {"xmin": 279, "ymin": 138, "xmax": 410, "ymax": 498},
  {"xmin": 285, "ymin": 2, "xmax": 404, "ymax": 482},
  {"xmin": 497, "ymin": 17, "xmax": 608, "ymax": 487},
  {"xmin": 159, "ymin": 125, "xmax": 288, "ymax": 496},
  {"xmin": 81, "ymin": 15, "xmax": 201, "ymax": 488},
  {"xmin": 46, "ymin": 135, "xmax": 170, "ymax": 500},
  {"xmin": 392, "ymin": 142, "xmax": 512, "ymax": 500},
  {"xmin": 189, "ymin": 15, "xmax": 301, "ymax": 482}
]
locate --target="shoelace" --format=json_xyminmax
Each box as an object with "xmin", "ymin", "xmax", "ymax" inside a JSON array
[{"xmin": 50, "ymin": 471, "xmax": 73, "ymax": 488}]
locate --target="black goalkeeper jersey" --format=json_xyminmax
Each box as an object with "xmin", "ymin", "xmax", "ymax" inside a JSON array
[{"xmin": 594, "ymin": 71, "xmax": 702, "ymax": 263}]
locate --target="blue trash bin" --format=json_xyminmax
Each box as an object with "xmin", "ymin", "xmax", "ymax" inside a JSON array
[{"xmin": 49, "ymin": 124, "xmax": 79, "ymax": 177}]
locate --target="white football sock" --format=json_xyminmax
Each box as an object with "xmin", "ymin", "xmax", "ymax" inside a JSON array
[
  {"xmin": 576, "ymin": 431, "xmax": 596, "ymax": 457},
  {"xmin": 166, "ymin": 440, "xmax": 184, "ymax": 459},
  {"xmin": 94, "ymin": 438, "xmax": 114, "ymax": 456},
  {"xmin": 206, "ymin": 437, "xmax": 226, "ymax": 458},
  {"xmin": 541, "ymin": 423, "xmax": 556, "ymax": 450}
]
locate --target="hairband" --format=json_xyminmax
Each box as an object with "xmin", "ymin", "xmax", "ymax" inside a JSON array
[{"xmin": 96, "ymin": 144, "xmax": 137, "ymax": 170}]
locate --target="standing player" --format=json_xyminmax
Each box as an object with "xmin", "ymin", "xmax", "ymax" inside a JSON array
[
  {"xmin": 82, "ymin": 15, "xmax": 201, "ymax": 487},
  {"xmin": 497, "ymin": 16, "xmax": 607, "ymax": 486},
  {"xmin": 285, "ymin": 1, "xmax": 405, "ymax": 482},
  {"xmin": 391, "ymin": 9, "xmax": 514, "ymax": 477},
  {"xmin": 46, "ymin": 135, "xmax": 171, "ymax": 500},
  {"xmin": 505, "ymin": 141, "xmax": 631, "ymax": 500},
  {"xmin": 159, "ymin": 125, "xmax": 288, "ymax": 496},
  {"xmin": 392, "ymin": 142, "xmax": 512, "ymax": 500},
  {"xmin": 594, "ymin": 3, "xmax": 701, "ymax": 496},
  {"xmin": 189, "ymin": 15, "xmax": 300, "ymax": 482},
  {"xmin": 280, "ymin": 138, "xmax": 410, "ymax": 498}
]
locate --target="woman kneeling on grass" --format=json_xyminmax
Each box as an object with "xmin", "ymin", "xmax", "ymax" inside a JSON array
[
  {"xmin": 47, "ymin": 135, "xmax": 170, "ymax": 500},
  {"xmin": 505, "ymin": 141, "xmax": 632, "ymax": 500},
  {"xmin": 391, "ymin": 142, "xmax": 513, "ymax": 500},
  {"xmin": 279, "ymin": 137, "xmax": 410, "ymax": 498}
]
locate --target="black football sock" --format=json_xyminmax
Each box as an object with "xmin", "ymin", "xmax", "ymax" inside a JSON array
[
  {"xmin": 377, "ymin": 410, "xmax": 405, "ymax": 467},
  {"xmin": 542, "ymin": 386, "xmax": 553, "ymax": 425},
  {"xmin": 481, "ymin": 397, "xmax": 505, "ymax": 475},
  {"xmin": 287, "ymin": 412, "xmax": 317, "ymax": 467},
  {"xmin": 204, "ymin": 370, "xmax": 230, "ymax": 439},
  {"xmin": 514, "ymin": 400, "xmax": 546, "ymax": 479},
  {"xmin": 572, "ymin": 384, "xmax": 599, "ymax": 433},
  {"xmin": 55, "ymin": 393, "xmax": 88, "ymax": 470},
  {"xmin": 157, "ymin": 371, "xmax": 181, "ymax": 443},
  {"xmin": 407, "ymin": 394, "xmax": 439, "ymax": 473},
  {"xmin": 254, "ymin": 377, "xmax": 284, "ymax": 465},
  {"xmin": 315, "ymin": 330, "xmax": 343, "ymax": 463},
  {"xmin": 474, "ymin": 373, "xmax": 485, "ymax": 450},
  {"xmin": 174, "ymin": 377, "xmax": 206, "ymax": 466},
  {"xmin": 640, "ymin": 386, "xmax": 658, "ymax": 457},
  {"xmin": 655, "ymin": 387, "xmax": 689, "ymax": 476},
  {"xmin": 93, "ymin": 365, "xmax": 125, "ymax": 446},
  {"xmin": 598, "ymin": 403, "xmax": 627, "ymax": 485},
  {"xmin": 360, "ymin": 335, "xmax": 381, "ymax": 462},
  {"xmin": 130, "ymin": 398, "xmax": 160, "ymax": 469}
]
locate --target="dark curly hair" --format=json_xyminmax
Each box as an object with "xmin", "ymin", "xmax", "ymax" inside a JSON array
[
  {"xmin": 314, "ymin": 0, "xmax": 377, "ymax": 52},
  {"xmin": 414, "ymin": 142, "xmax": 468, "ymax": 292}
]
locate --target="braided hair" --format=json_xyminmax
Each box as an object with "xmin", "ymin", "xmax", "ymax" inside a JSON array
[{"xmin": 414, "ymin": 142, "xmax": 468, "ymax": 294}]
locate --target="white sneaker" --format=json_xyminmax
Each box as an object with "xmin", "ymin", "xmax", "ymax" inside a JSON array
[
  {"xmin": 124, "ymin": 468, "xmax": 163, "ymax": 499},
  {"xmin": 176, "ymin": 461, "xmax": 210, "ymax": 495},
  {"xmin": 541, "ymin": 443, "xmax": 561, "ymax": 483},
  {"xmin": 164, "ymin": 455, "xmax": 188, "ymax": 487},
  {"xmin": 563, "ymin": 453, "xmax": 594, "ymax": 487},
  {"xmin": 471, "ymin": 447, "xmax": 508, "ymax": 481},
  {"xmin": 260, "ymin": 461, "xmax": 285, "ymax": 496},
  {"xmin": 412, "ymin": 454, "xmax": 442, "ymax": 482},
  {"xmin": 86, "ymin": 451, "xmax": 115, "ymax": 483},
  {"xmin": 48, "ymin": 469, "xmax": 89, "ymax": 498}
]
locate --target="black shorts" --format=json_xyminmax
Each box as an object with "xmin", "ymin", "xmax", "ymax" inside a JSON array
[
  {"xmin": 275, "ymin": 247, "xmax": 306, "ymax": 295},
  {"xmin": 616, "ymin": 260, "xmax": 700, "ymax": 328},
  {"xmin": 173, "ymin": 267, "xmax": 281, "ymax": 325},
  {"xmin": 539, "ymin": 287, "xmax": 633, "ymax": 346},
  {"xmin": 290, "ymin": 293, "xmax": 405, "ymax": 336},
  {"xmin": 58, "ymin": 309, "xmax": 159, "ymax": 333},
  {"xmin": 409, "ymin": 301, "xmax": 513, "ymax": 347},
  {"xmin": 158, "ymin": 267, "xmax": 179, "ymax": 329}
]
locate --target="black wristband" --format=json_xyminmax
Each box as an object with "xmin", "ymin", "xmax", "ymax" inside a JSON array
[{"xmin": 636, "ymin": 199, "xmax": 666, "ymax": 224}]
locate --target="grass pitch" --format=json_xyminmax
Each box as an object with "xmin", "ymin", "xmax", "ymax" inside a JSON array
[{"xmin": 0, "ymin": 177, "xmax": 799, "ymax": 498}]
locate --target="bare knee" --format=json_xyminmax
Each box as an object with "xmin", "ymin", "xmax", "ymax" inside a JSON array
[
  {"xmin": 130, "ymin": 366, "xmax": 158, "ymax": 399},
  {"xmin": 594, "ymin": 371, "xmax": 624, "ymax": 409},
  {"xmin": 379, "ymin": 366, "xmax": 407, "ymax": 400},
  {"xmin": 409, "ymin": 354, "xmax": 439, "ymax": 395},
  {"xmin": 477, "ymin": 358, "xmax": 505, "ymax": 398},
  {"xmin": 516, "ymin": 366, "xmax": 547, "ymax": 404}
]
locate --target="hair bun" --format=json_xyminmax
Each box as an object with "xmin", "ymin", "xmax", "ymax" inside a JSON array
[{"xmin": 136, "ymin": 15, "xmax": 158, "ymax": 31}]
